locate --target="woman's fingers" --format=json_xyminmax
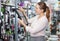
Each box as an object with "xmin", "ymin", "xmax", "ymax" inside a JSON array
[
  {"xmin": 19, "ymin": 20, "xmax": 24, "ymax": 25},
  {"xmin": 18, "ymin": 7, "xmax": 25, "ymax": 12},
  {"xmin": 19, "ymin": 19, "xmax": 26, "ymax": 27}
]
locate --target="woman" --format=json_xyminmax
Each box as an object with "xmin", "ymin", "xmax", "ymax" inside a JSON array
[{"xmin": 18, "ymin": 2, "xmax": 50, "ymax": 41}]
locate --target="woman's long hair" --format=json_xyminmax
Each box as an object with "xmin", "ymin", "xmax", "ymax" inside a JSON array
[{"xmin": 38, "ymin": 2, "xmax": 50, "ymax": 22}]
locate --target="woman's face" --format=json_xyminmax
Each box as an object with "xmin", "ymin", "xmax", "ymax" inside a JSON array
[{"xmin": 35, "ymin": 4, "xmax": 43, "ymax": 15}]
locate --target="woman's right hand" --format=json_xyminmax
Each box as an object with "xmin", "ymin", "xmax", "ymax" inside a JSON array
[
  {"xmin": 18, "ymin": 7, "xmax": 25, "ymax": 13},
  {"xmin": 18, "ymin": 6, "xmax": 28, "ymax": 20}
]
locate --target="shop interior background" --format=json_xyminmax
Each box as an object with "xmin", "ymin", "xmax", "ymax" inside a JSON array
[{"xmin": 0, "ymin": 0, "xmax": 60, "ymax": 41}]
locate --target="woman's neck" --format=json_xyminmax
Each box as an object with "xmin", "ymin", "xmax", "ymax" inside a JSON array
[{"xmin": 38, "ymin": 13, "xmax": 44, "ymax": 19}]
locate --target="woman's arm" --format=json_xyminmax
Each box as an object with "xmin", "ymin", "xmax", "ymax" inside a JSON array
[
  {"xmin": 19, "ymin": 17, "xmax": 48, "ymax": 34},
  {"xmin": 19, "ymin": 19, "xmax": 26, "ymax": 28},
  {"xmin": 22, "ymin": 12, "xmax": 28, "ymax": 21},
  {"xmin": 18, "ymin": 7, "xmax": 28, "ymax": 21},
  {"xmin": 18, "ymin": 7, "xmax": 36, "ymax": 23}
]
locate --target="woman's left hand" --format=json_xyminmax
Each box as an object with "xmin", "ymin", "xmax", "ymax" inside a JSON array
[{"xmin": 19, "ymin": 19, "xmax": 26, "ymax": 28}]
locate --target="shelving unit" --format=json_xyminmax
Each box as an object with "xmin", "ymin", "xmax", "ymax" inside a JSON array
[{"xmin": 0, "ymin": 0, "xmax": 60, "ymax": 41}]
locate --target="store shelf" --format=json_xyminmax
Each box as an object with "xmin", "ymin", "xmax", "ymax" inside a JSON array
[
  {"xmin": 57, "ymin": 32, "xmax": 60, "ymax": 35},
  {"xmin": 1, "ymin": 3, "xmax": 15, "ymax": 7}
]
